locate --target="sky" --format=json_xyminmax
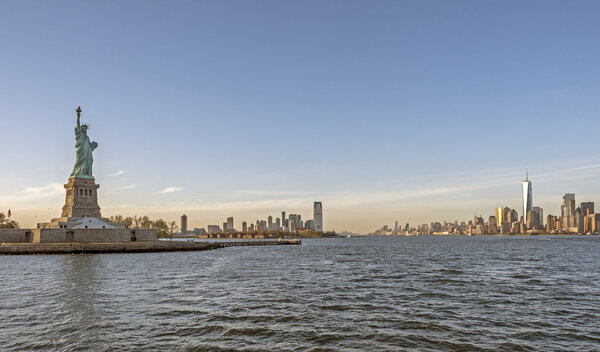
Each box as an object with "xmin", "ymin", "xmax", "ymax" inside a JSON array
[{"xmin": 1, "ymin": 1, "xmax": 600, "ymax": 233}]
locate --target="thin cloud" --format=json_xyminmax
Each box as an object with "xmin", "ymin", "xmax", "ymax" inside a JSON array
[
  {"xmin": 1, "ymin": 183, "xmax": 65, "ymax": 203},
  {"xmin": 157, "ymin": 186, "xmax": 183, "ymax": 194},
  {"xmin": 19, "ymin": 183, "xmax": 64, "ymax": 196},
  {"xmin": 108, "ymin": 170, "xmax": 126, "ymax": 176},
  {"xmin": 113, "ymin": 185, "xmax": 136, "ymax": 190}
]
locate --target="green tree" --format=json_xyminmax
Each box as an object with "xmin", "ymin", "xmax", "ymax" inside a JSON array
[{"xmin": 0, "ymin": 212, "xmax": 19, "ymax": 229}]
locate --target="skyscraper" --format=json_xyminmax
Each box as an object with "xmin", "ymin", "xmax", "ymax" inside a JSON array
[
  {"xmin": 314, "ymin": 201, "xmax": 323, "ymax": 232},
  {"xmin": 522, "ymin": 171, "xmax": 533, "ymax": 228},
  {"xmin": 268, "ymin": 216, "xmax": 273, "ymax": 231},
  {"xmin": 562, "ymin": 193, "xmax": 576, "ymax": 229},
  {"xmin": 181, "ymin": 214, "xmax": 188, "ymax": 234},
  {"xmin": 581, "ymin": 202, "xmax": 595, "ymax": 216},
  {"xmin": 532, "ymin": 206, "xmax": 543, "ymax": 227},
  {"xmin": 227, "ymin": 217, "xmax": 234, "ymax": 232}
]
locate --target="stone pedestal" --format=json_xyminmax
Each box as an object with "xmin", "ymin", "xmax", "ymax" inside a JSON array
[{"xmin": 61, "ymin": 177, "xmax": 102, "ymax": 219}]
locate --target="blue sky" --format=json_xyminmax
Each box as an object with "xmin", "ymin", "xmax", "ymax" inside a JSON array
[{"xmin": 1, "ymin": 1, "xmax": 600, "ymax": 233}]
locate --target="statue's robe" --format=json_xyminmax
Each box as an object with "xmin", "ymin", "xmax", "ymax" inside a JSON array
[{"xmin": 71, "ymin": 126, "xmax": 96, "ymax": 178}]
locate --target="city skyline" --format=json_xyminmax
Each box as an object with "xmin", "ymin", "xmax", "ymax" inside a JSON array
[{"xmin": 1, "ymin": 1, "xmax": 600, "ymax": 233}]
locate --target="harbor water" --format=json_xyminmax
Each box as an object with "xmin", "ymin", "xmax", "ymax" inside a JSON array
[{"xmin": 1, "ymin": 236, "xmax": 599, "ymax": 351}]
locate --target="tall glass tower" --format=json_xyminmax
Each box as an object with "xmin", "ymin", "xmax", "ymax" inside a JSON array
[
  {"xmin": 522, "ymin": 170, "xmax": 533, "ymax": 227},
  {"xmin": 314, "ymin": 202, "xmax": 323, "ymax": 232}
]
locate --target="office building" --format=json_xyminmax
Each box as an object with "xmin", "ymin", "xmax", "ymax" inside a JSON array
[
  {"xmin": 181, "ymin": 214, "xmax": 188, "ymax": 234},
  {"xmin": 227, "ymin": 217, "xmax": 234, "ymax": 232},
  {"xmin": 314, "ymin": 201, "xmax": 323, "ymax": 232},
  {"xmin": 581, "ymin": 202, "xmax": 595, "ymax": 216},
  {"xmin": 562, "ymin": 193, "xmax": 576, "ymax": 229},
  {"xmin": 207, "ymin": 225, "xmax": 221, "ymax": 234}
]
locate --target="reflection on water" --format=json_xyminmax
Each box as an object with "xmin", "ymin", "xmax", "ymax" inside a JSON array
[{"xmin": 1, "ymin": 236, "xmax": 599, "ymax": 351}]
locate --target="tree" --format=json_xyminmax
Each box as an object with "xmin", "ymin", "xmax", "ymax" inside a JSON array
[
  {"xmin": 167, "ymin": 221, "xmax": 179, "ymax": 241},
  {"xmin": 0, "ymin": 212, "xmax": 19, "ymax": 229},
  {"xmin": 152, "ymin": 219, "xmax": 168, "ymax": 237},
  {"xmin": 109, "ymin": 215, "xmax": 124, "ymax": 223},
  {"xmin": 140, "ymin": 216, "xmax": 152, "ymax": 229}
]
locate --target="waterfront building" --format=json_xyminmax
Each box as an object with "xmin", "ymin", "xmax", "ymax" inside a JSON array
[
  {"xmin": 488, "ymin": 216, "xmax": 498, "ymax": 234},
  {"xmin": 522, "ymin": 172, "xmax": 533, "ymax": 228},
  {"xmin": 500, "ymin": 222, "xmax": 511, "ymax": 234},
  {"xmin": 314, "ymin": 202, "xmax": 323, "ymax": 232},
  {"xmin": 181, "ymin": 214, "xmax": 188, "ymax": 234},
  {"xmin": 222, "ymin": 222, "xmax": 227, "ymax": 232},
  {"xmin": 305, "ymin": 219, "xmax": 315, "ymax": 230},
  {"xmin": 207, "ymin": 225, "xmax": 221, "ymax": 234}
]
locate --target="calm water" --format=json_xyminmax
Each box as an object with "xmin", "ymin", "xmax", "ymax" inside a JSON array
[{"xmin": 1, "ymin": 236, "xmax": 599, "ymax": 351}]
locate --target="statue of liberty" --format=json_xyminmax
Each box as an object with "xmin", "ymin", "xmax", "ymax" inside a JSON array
[{"xmin": 70, "ymin": 106, "xmax": 98, "ymax": 178}]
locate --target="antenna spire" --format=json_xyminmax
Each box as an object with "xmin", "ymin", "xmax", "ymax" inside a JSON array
[{"xmin": 526, "ymin": 168, "xmax": 528, "ymax": 181}]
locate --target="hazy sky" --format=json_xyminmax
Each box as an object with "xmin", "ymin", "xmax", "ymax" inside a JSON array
[{"xmin": 1, "ymin": 1, "xmax": 600, "ymax": 233}]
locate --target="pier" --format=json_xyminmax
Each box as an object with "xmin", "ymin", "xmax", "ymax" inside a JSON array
[
  {"xmin": 0, "ymin": 239, "xmax": 301, "ymax": 255},
  {"xmin": 218, "ymin": 239, "xmax": 302, "ymax": 247}
]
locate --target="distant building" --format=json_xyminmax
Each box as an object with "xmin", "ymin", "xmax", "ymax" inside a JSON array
[
  {"xmin": 527, "ymin": 210, "xmax": 540, "ymax": 229},
  {"xmin": 181, "ymin": 214, "xmax": 188, "ymax": 234},
  {"xmin": 242, "ymin": 221, "xmax": 247, "ymax": 232},
  {"xmin": 508, "ymin": 209, "xmax": 519, "ymax": 223},
  {"xmin": 532, "ymin": 206, "xmax": 543, "ymax": 227},
  {"xmin": 281, "ymin": 211, "xmax": 286, "ymax": 231},
  {"xmin": 227, "ymin": 217, "xmax": 234, "ymax": 232},
  {"xmin": 305, "ymin": 219, "xmax": 315, "ymax": 230},
  {"xmin": 581, "ymin": 202, "xmax": 595, "ymax": 216},
  {"xmin": 275, "ymin": 217, "xmax": 281, "ymax": 231},
  {"xmin": 496, "ymin": 207, "xmax": 507, "ymax": 225},
  {"xmin": 522, "ymin": 172, "xmax": 533, "ymax": 228},
  {"xmin": 268, "ymin": 216, "xmax": 273, "ymax": 231},
  {"xmin": 207, "ymin": 225, "xmax": 221, "ymax": 234},
  {"xmin": 562, "ymin": 194, "xmax": 576, "ymax": 229},
  {"xmin": 314, "ymin": 202, "xmax": 323, "ymax": 232},
  {"xmin": 488, "ymin": 216, "xmax": 498, "ymax": 234}
]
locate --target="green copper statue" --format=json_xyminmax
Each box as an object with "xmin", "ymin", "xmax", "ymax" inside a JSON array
[{"xmin": 70, "ymin": 106, "xmax": 98, "ymax": 179}]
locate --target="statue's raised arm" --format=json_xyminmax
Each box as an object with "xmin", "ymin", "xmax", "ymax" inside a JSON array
[{"xmin": 76, "ymin": 106, "xmax": 82, "ymax": 128}]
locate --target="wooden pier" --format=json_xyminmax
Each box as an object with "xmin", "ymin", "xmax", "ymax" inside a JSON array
[{"xmin": 218, "ymin": 239, "xmax": 302, "ymax": 247}]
